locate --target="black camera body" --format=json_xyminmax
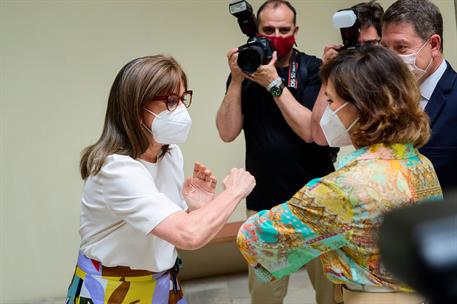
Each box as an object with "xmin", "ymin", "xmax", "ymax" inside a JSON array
[
  {"xmin": 229, "ymin": 0, "xmax": 274, "ymax": 73},
  {"xmin": 237, "ymin": 36, "xmax": 273, "ymax": 73}
]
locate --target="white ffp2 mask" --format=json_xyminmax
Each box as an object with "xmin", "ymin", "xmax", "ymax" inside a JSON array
[
  {"xmin": 144, "ymin": 104, "xmax": 192, "ymax": 144},
  {"xmin": 319, "ymin": 103, "xmax": 359, "ymax": 147},
  {"xmin": 398, "ymin": 40, "xmax": 432, "ymax": 81}
]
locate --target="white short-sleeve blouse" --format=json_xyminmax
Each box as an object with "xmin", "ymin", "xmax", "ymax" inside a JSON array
[{"xmin": 79, "ymin": 145, "xmax": 187, "ymax": 272}]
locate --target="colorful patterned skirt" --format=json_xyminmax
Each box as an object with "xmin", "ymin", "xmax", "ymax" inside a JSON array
[{"xmin": 66, "ymin": 252, "xmax": 186, "ymax": 304}]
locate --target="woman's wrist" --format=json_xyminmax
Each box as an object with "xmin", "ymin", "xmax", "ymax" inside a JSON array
[{"xmin": 221, "ymin": 187, "xmax": 246, "ymax": 203}]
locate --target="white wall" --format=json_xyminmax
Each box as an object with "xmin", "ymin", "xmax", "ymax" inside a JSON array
[{"xmin": 1, "ymin": 0, "xmax": 455, "ymax": 302}]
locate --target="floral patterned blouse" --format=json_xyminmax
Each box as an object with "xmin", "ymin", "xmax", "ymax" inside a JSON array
[{"xmin": 237, "ymin": 143, "xmax": 442, "ymax": 291}]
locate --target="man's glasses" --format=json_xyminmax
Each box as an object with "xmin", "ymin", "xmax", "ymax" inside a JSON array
[
  {"xmin": 361, "ymin": 39, "xmax": 381, "ymax": 46},
  {"xmin": 153, "ymin": 90, "xmax": 193, "ymax": 111}
]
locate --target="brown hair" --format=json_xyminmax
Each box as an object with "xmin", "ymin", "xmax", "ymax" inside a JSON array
[
  {"xmin": 320, "ymin": 45, "xmax": 430, "ymax": 148},
  {"xmin": 352, "ymin": 1, "xmax": 384, "ymax": 37},
  {"xmin": 80, "ymin": 55, "xmax": 188, "ymax": 179}
]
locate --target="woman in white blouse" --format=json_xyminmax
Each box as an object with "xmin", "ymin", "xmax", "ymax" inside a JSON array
[{"xmin": 66, "ymin": 55, "xmax": 255, "ymax": 304}]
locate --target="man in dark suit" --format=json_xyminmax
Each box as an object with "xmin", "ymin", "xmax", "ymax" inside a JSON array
[{"xmin": 381, "ymin": 0, "xmax": 457, "ymax": 194}]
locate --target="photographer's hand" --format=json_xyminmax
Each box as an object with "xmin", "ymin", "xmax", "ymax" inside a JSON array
[
  {"xmin": 322, "ymin": 44, "xmax": 342, "ymax": 64},
  {"xmin": 243, "ymin": 51, "xmax": 279, "ymax": 88},
  {"xmin": 227, "ymin": 48, "xmax": 245, "ymax": 83}
]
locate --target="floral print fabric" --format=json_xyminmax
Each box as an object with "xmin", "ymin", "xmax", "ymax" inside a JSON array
[{"xmin": 237, "ymin": 144, "xmax": 442, "ymax": 291}]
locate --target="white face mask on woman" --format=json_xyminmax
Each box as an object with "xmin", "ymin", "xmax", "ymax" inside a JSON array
[
  {"xmin": 319, "ymin": 102, "xmax": 359, "ymax": 147},
  {"xmin": 143, "ymin": 104, "xmax": 192, "ymax": 144},
  {"xmin": 398, "ymin": 39, "xmax": 432, "ymax": 81}
]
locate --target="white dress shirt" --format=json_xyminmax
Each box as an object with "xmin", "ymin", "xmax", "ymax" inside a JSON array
[{"xmin": 420, "ymin": 59, "xmax": 447, "ymax": 110}]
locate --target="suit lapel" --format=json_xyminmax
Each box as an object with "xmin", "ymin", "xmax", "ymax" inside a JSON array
[
  {"xmin": 425, "ymin": 88, "xmax": 445, "ymax": 126},
  {"xmin": 425, "ymin": 62, "xmax": 457, "ymax": 126}
]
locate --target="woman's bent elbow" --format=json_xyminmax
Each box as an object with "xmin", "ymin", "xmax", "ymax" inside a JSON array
[
  {"xmin": 172, "ymin": 225, "xmax": 208, "ymax": 250},
  {"xmin": 175, "ymin": 235, "xmax": 207, "ymax": 250}
]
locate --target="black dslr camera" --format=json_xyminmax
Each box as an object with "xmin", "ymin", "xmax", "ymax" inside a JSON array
[
  {"xmin": 332, "ymin": 9, "xmax": 361, "ymax": 49},
  {"xmin": 229, "ymin": 0, "xmax": 273, "ymax": 73}
]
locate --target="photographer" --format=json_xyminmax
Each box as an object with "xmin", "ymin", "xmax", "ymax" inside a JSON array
[
  {"xmin": 311, "ymin": 1, "xmax": 384, "ymax": 146},
  {"xmin": 321, "ymin": 1, "xmax": 384, "ymax": 64},
  {"xmin": 216, "ymin": 1, "xmax": 335, "ymax": 303}
]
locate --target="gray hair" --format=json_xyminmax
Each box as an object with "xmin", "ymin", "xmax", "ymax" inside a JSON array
[{"xmin": 383, "ymin": 0, "xmax": 443, "ymax": 51}]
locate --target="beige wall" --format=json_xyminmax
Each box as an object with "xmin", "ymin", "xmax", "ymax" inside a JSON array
[{"xmin": 1, "ymin": 0, "xmax": 455, "ymax": 302}]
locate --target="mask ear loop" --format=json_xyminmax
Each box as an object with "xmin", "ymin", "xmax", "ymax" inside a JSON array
[
  {"xmin": 333, "ymin": 102, "xmax": 350, "ymax": 114},
  {"xmin": 333, "ymin": 102, "xmax": 359, "ymax": 131},
  {"xmin": 144, "ymin": 107, "xmax": 159, "ymax": 118},
  {"xmin": 415, "ymin": 38, "xmax": 433, "ymax": 76},
  {"xmin": 141, "ymin": 122, "xmax": 154, "ymax": 134},
  {"xmin": 347, "ymin": 117, "xmax": 359, "ymax": 131},
  {"xmin": 142, "ymin": 108, "xmax": 159, "ymax": 135},
  {"xmin": 416, "ymin": 38, "xmax": 431, "ymax": 55}
]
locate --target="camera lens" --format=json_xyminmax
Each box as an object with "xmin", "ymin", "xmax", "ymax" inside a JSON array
[{"xmin": 237, "ymin": 46, "xmax": 263, "ymax": 73}]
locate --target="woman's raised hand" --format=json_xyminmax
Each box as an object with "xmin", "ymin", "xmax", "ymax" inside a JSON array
[
  {"xmin": 182, "ymin": 162, "xmax": 217, "ymax": 211},
  {"xmin": 222, "ymin": 168, "xmax": 256, "ymax": 198}
]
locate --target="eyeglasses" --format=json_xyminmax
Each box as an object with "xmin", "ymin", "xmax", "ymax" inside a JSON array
[
  {"xmin": 361, "ymin": 39, "xmax": 381, "ymax": 46},
  {"xmin": 153, "ymin": 90, "xmax": 193, "ymax": 111}
]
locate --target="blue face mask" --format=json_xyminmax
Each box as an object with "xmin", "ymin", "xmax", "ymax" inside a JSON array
[{"xmin": 319, "ymin": 102, "xmax": 359, "ymax": 147}]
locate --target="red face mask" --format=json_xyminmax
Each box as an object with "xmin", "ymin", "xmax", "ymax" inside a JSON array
[{"xmin": 259, "ymin": 34, "xmax": 296, "ymax": 58}]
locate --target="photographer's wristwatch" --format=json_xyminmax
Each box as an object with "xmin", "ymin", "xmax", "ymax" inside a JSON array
[{"xmin": 269, "ymin": 81, "xmax": 285, "ymax": 97}]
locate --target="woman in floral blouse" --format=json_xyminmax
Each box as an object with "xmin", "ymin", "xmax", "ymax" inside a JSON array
[{"xmin": 237, "ymin": 45, "xmax": 442, "ymax": 304}]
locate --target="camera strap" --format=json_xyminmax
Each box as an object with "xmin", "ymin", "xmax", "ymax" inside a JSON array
[
  {"xmin": 288, "ymin": 50, "xmax": 299, "ymax": 90},
  {"xmin": 238, "ymin": 50, "xmax": 308, "ymax": 93}
]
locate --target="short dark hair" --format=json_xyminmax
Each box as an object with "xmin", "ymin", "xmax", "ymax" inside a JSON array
[
  {"xmin": 257, "ymin": 0, "xmax": 297, "ymax": 25},
  {"xmin": 352, "ymin": 1, "xmax": 384, "ymax": 37},
  {"xmin": 383, "ymin": 0, "xmax": 443, "ymax": 50},
  {"xmin": 320, "ymin": 45, "xmax": 430, "ymax": 148}
]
